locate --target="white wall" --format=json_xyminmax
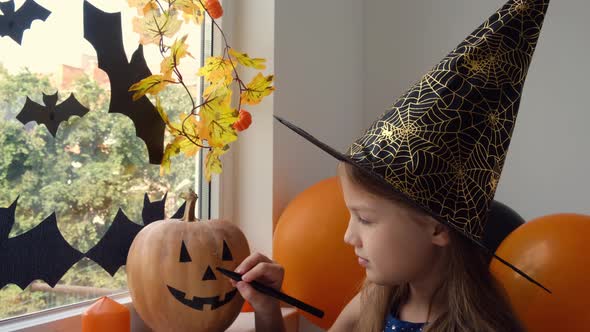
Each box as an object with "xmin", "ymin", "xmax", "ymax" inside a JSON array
[
  {"xmin": 224, "ymin": 1, "xmax": 363, "ymax": 330},
  {"xmin": 273, "ymin": 0, "xmax": 365, "ymax": 223},
  {"xmin": 220, "ymin": 0, "xmax": 276, "ymax": 258},
  {"xmin": 364, "ymin": 0, "xmax": 590, "ymax": 220},
  {"xmin": 224, "ymin": 0, "xmax": 364, "ymax": 256}
]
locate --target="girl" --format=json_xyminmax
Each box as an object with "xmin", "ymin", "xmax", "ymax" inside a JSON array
[
  {"xmin": 228, "ymin": 0, "xmax": 550, "ymax": 330},
  {"xmin": 230, "ymin": 162, "xmax": 525, "ymax": 332}
]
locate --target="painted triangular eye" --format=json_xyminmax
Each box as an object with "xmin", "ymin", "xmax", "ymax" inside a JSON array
[
  {"xmin": 222, "ymin": 240, "xmax": 233, "ymax": 261},
  {"xmin": 179, "ymin": 240, "xmax": 191, "ymax": 262},
  {"xmin": 202, "ymin": 266, "xmax": 216, "ymax": 280}
]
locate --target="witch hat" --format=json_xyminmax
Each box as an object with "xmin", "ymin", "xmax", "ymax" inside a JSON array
[{"xmin": 275, "ymin": 0, "xmax": 551, "ymax": 292}]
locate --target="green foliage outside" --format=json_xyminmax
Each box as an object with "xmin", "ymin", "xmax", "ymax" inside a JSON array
[{"xmin": 0, "ymin": 63, "xmax": 197, "ymax": 318}]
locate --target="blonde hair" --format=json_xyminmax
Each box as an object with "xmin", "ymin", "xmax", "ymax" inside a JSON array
[{"xmin": 340, "ymin": 163, "xmax": 525, "ymax": 332}]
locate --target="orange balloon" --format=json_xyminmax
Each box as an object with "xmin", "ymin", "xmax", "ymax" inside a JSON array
[
  {"xmin": 241, "ymin": 300, "xmax": 254, "ymax": 312},
  {"xmin": 273, "ymin": 177, "xmax": 364, "ymax": 329},
  {"xmin": 490, "ymin": 214, "xmax": 590, "ymax": 331}
]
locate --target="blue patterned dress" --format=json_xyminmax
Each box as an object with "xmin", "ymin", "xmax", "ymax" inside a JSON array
[{"xmin": 383, "ymin": 311, "xmax": 426, "ymax": 332}]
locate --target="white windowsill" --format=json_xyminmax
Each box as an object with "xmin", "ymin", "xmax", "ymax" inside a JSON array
[
  {"xmin": 0, "ymin": 291, "xmax": 300, "ymax": 332},
  {"xmin": 0, "ymin": 292, "xmax": 143, "ymax": 332}
]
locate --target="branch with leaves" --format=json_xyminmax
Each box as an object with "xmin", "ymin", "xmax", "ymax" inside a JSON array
[{"xmin": 127, "ymin": 0, "xmax": 274, "ymax": 180}]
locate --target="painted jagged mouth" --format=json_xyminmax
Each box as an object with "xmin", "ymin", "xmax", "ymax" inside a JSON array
[{"xmin": 167, "ymin": 285, "xmax": 238, "ymax": 310}]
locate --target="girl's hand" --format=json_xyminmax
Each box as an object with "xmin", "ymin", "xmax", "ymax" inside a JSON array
[{"xmin": 231, "ymin": 252, "xmax": 285, "ymax": 314}]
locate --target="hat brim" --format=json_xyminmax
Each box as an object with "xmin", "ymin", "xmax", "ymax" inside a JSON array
[
  {"xmin": 274, "ymin": 115, "xmax": 440, "ymax": 225},
  {"xmin": 274, "ymin": 115, "xmax": 551, "ymax": 294}
]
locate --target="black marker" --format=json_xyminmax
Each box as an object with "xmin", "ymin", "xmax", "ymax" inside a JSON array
[{"xmin": 216, "ymin": 267, "xmax": 325, "ymax": 318}]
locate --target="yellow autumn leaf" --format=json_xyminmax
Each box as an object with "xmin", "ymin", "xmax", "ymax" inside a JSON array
[
  {"xmin": 128, "ymin": 0, "xmax": 158, "ymax": 16},
  {"xmin": 197, "ymin": 56, "xmax": 234, "ymax": 85},
  {"xmin": 196, "ymin": 115, "xmax": 211, "ymax": 143},
  {"xmin": 241, "ymin": 73, "xmax": 275, "ymax": 105},
  {"xmin": 128, "ymin": 0, "xmax": 150, "ymax": 7},
  {"xmin": 228, "ymin": 48, "xmax": 266, "ymax": 70},
  {"xmin": 201, "ymin": 99, "xmax": 238, "ymax": 148},
  {"xmin": 161, "ymin": 35, "xmax": 191, "ymax": 80},
  {"xmin": 155, "ymin": 96, "xmax": 170, "ymax": 123},
  {"xmin": 199, "ymin": 109, "xmax": 225, "ymax": 147},
  {"xmin": 160, "ymin": 144, "xmax": 174, "ymax": 175},
  {"xmin": 129, "ymin": 74, "xmax": 171, "ymax": 100},
  {"xmin": 155, "ymin": 97, "xmax": 183, "ymax": 135},
  {"xmin": 177, "ymin": 112, "xmax": 200, "ymax": 140},
  {"xmin": 160, "ymin": 135, "xmax": 201, "ymax": 176},
  {"xmin": 203, "ymin": 84, "xmax": 232, "ymax": 105},
  {"xmin": 128, "ymin": 0, "xmax": 151, "ymax": 11},
  {"xmin": 172, "ymin": 0, "xmax": 205, "ymax": 25},
  {"xmin": 179, "ymin": 136, "xmax": 201, "ymax": 158},
  {"xmin": 205, "ymin": 147, "xmax": 227, "ymax": 181},
  {"xmin": 132, "ymin": 10, "xmax": 182, "ymax": 45},
  {"xmin": 143, "ymin": 1, "xmax": 159, "ymax": 15}
]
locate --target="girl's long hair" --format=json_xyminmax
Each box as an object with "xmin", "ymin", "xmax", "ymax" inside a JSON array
[{"xmin": 341, "ymin": 163, "xmax": 525, "ymax": 332}]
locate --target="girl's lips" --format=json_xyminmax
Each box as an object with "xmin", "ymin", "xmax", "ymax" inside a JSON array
[{"xmin": 357, "ymin": 256, "xmax": 369, "ymax": 267}]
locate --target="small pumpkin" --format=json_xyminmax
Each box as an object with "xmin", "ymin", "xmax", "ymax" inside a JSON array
[
  {"xmin": 205, "ymin": 0, "xmax": 223, "ymax": 19},
  {"xmin": 126, "ymin": 191, "xmax": 250, "ymax": 332},
  {"xmin": 233, "ymin": 109, "xmax": 252, "ymax": 132}
]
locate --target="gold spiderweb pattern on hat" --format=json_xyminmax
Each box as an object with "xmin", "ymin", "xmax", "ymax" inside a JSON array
[{"xmin": 347, "ymin": 0, "xmax": 549, "ymax": 241}]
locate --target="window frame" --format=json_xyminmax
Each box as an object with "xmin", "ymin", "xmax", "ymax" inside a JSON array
[{"xmin": 0, "ymin": 3, "xmax": 220, "ymax": 329}]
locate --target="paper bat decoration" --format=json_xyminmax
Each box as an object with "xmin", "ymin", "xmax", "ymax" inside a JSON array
[
  {"xmin": 83, "ymin": 0, "xmax": 165, "ymax": 165},
  {"xmin": 0, "ymin": 198, "xmax": 84, "ymax": 289},
  {"xmin": 0, "ymin": 193, "xmax": 184, "ymax": 289},
  {"xmin": 16, "ymin": 92, "xmax": 89, "ymax": 137},
  {"xmin": 85, "ymin": 193, "xmax": 185, "ymax": 276},
  {"xmin": 0, "ymin": 0, "xmax": 50, "ymax": 44}
]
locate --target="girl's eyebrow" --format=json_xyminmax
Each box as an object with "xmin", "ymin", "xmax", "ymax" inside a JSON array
[{"xmin": 348, "ymin": 204, "xmax": 373, "ymax": 212}]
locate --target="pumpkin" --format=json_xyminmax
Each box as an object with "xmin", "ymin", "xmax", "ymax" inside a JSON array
[
  {"xmin": 205, "ymin": 0, "xmax": 223, "ymax": 19},
  {"xmin": 233, "ymin": 109, "xmax": 252, "ymax": 132},
  {"xmin": 126, "ymin": 192, "xmax": 250, "ymax": 332}
]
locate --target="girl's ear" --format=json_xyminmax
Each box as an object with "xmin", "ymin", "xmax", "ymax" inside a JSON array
[{"xmin": 429, "ymin": 218, "xmax": 451, "ymax": 247}]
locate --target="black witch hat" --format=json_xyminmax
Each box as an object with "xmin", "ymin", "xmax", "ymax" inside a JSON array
[{"xmin": 275, "ymin": 0, "xmax": 551, "ymax": 291}]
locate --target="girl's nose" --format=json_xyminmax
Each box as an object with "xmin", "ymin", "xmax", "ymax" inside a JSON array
[{"xmin": 343, "ymin": 219, "xmax": 361, "ymax": 247}]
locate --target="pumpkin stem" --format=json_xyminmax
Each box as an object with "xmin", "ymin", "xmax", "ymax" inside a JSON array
[{"xmin": 181, "ymin": 190, "xmax": 198, "ymax": 222}]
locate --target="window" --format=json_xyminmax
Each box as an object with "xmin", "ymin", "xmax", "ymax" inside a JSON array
[{"xmin": 0, "ymin": 0, "xmax": 212, "ymax": 320}]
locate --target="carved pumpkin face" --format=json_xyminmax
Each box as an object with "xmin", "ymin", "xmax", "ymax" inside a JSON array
[
  {"xmin": 127, "ymin": 219, "xmax": 250, "ymax": 332},
  {"xmin": 166, "ymin": 238, "xmax": 238, "ymax": 311}
]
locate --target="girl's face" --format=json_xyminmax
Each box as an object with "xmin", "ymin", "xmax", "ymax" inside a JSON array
[{"xmin": 339, "ymin": 170, "xmax": 448, "ymax": 286}]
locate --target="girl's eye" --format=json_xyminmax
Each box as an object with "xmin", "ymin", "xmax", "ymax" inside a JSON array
[{"xmin": 358, "ymin": 217, "xmax": 372, "ymax": 225}]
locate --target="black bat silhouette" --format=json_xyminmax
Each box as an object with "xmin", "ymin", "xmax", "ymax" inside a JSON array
[
  {"xmin": 83, "ymin": 0, "xmax": 165, "ymax": 165},
  {"xmin": 0, "ymin": 193, "xmax": 185, "ymax": 288},
  {"xmin": 0, "ymin": 198, "xmax": 84, "ymax": 289},
  {"xmin": 0, "ymin": 0, "xmax": 50, "ymax": 44},
  {"xmin": 16, "ymin": 92, "xmax": 89, "ymax": 137},
  {"xmin": 85, "ymin": 193, "xmax": 185, "ymax": 276}
]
